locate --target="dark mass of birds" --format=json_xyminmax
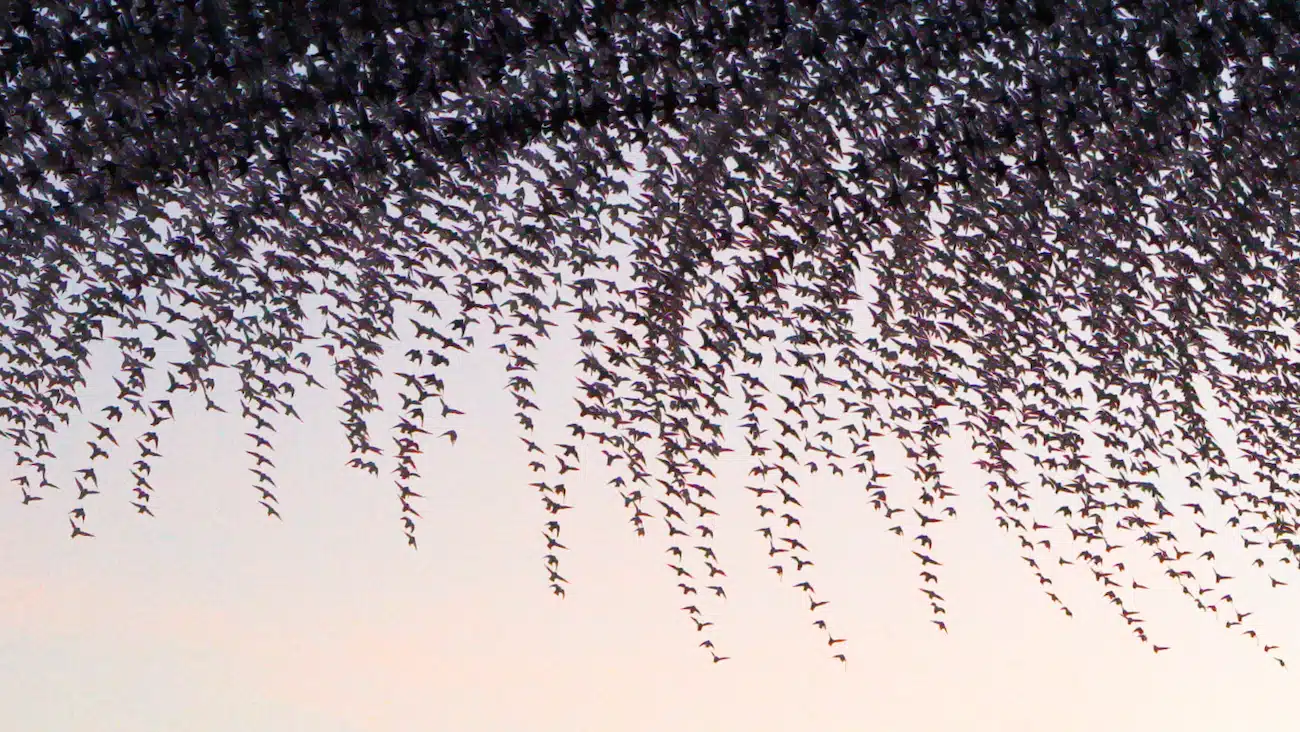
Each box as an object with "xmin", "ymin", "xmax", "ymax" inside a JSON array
[{"xmin": 1, "ymin": 1, "xmax": 1299, "ymax": 668}]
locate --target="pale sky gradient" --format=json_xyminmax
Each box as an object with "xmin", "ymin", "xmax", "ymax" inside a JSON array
[{"xmin": 3, "ymin": 313, "xmax": 1299, "ymax": 732}]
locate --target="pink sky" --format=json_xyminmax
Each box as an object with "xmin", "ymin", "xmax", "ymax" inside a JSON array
[{"xmin": 3, "ymin": 328, "xmax": 1298, "ymax": 732}]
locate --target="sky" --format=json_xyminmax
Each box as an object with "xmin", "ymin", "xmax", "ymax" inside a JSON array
[
  {"xmin": 2, "ymin": 321, "xmax": 1298, "ymax": 732},
  {"xmin": 3, "ymin": 17, "xmax": 1292, "ymax": 731}
]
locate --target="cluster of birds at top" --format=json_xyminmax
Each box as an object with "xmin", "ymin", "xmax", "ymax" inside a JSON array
[{"xmin": 2, "ymin": 0, "xmax": 1299, "ymax": 668}]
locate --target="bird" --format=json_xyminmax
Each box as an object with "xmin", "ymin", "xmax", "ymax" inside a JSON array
[
  {"xmin": 246, "ymin": 450, "xmax": 275, "ymax": 467},
  {"xmin": 91, "ymin": 423, "xmax": 118, "ymax": 444},
  {"xmin": 75, "ymin": 479, "xmax": 98, "ymax": 499},
  {"xmin": 913, "ymin": 551, "xmax": 941, "ymax": 566},
  {"xmin": 69, "ymin": 520, "xmax": 93, "ymax": 539},
  {"xmin": 915, "ymin": 509, "xmax": 941, "ymax": 526},
  {"xmin": 246, "ymin": 432, "xmax": 273, "ymax": 450}
]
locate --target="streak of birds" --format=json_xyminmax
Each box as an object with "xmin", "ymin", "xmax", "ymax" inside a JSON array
[{"xmin": 0, "ymin": 0, "xmax": 1297, "ymax": 669}]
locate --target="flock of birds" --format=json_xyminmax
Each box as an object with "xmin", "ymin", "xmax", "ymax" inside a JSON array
[{"xmin": 2, "ymin": 1, "xmax": 1300, "ymax": 667}]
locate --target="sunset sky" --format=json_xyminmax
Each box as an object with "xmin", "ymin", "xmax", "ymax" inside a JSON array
[
  {"xmin": 2, "ymin": 327, "xmax": 1298, "ymax": 732},
  {"xmin": 4, "ymin": 5, "xmax": 1297, "ymax": 730}
]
